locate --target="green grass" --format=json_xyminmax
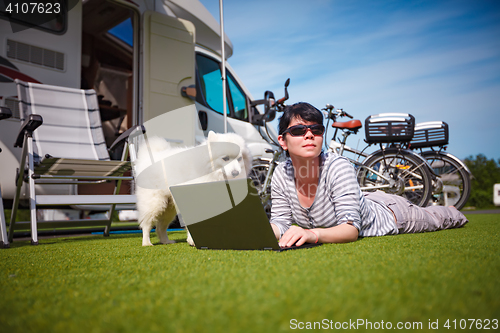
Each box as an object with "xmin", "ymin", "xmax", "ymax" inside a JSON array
[{"xmin": 1, "ymin": 214, "xmax": 499, "ymax": 333}]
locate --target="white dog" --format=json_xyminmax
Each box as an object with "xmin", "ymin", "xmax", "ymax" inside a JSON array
[{"xmin": 134, "ymin": 131, "xmax": 252, "ymax": 246}]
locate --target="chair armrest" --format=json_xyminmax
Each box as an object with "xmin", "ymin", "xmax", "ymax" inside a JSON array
[
  {"xmin": 109, "ymin": 125, "xmax": 146, "ymax": 152},
  {"xmin": 0, "ymin": 106, "xmax": 12, "ymax": 120},
  {"xmin": 14, "ymin": 114, "xmax": 43, "ymax": 148}
]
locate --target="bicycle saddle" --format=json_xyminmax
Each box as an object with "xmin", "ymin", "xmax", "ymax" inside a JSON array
[{"xmin": 331, "ymin": 119, "xmax": 362, "ymax": 131}]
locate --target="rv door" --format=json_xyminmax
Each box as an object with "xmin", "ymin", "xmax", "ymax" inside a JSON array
[{"xmin": 141, "ymin": 11, "xmax": 198, "ymax": 146}]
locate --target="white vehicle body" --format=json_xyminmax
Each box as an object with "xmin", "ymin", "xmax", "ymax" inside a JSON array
[
  {"xmin": 494, "ymin": 184, "xmax": 500, "ymax": 207},
  {"xmin": 0, "ymin": 0, "xmax": 277, "ymax": 201}
]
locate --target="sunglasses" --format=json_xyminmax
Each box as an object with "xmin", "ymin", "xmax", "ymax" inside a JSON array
[{"xmin": 283, "ymin": 124, "xmax": 325, "ymax": 137}]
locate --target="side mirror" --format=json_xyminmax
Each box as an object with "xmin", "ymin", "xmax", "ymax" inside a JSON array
[
  {"xmin": 264, "ymin": 90, "xmax": 276, "ymax": 122},
  {"xmin": 275, "ymin": 78, "xmax": 290, "ymax": 106},
  {"xmin": 250, "ymin": 90, "xmax": 277, "ymax": 125},
  {"xmin": 282, "ymin": 78, "xmax": 290, "ymax": 102}
]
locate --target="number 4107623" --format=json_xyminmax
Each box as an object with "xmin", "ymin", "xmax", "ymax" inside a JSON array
[
  {"xmin": 444, "ymin": 319, "xmax": 498, "ymax": 330},
  {"xmin": 4, "ymin": 2, "xmax": 61, "ymax": 15}
]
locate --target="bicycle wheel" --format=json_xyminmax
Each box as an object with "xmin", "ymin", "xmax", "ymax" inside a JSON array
[
  {"xmin": 357, "ymin": 149, "xmax": 433, "ymax": 207},
  {"xmin": 249, "ymin": 160, "xmax": 272, "ymax": 218},
  {"xmin": 421, "ymin": 151, "xmax": 471, "ymax": 210}
]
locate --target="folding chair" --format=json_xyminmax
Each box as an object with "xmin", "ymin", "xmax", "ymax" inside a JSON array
[
  {"xmin": 1, "ymin": 106, "xmax": 12, "ymax": 248},
  {"xmin": 9, "ymin": 79, "xmax": 145, "ymax": 245}
]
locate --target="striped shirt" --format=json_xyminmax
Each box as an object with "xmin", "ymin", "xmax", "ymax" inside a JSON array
[{"xmin": 270, "ymin": 152, "xmax": 398, "ymax": 238}]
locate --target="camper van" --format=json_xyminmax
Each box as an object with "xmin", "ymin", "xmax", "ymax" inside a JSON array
[{"xmin": 0, "ymin": 0, "xmax": 277, "ymax": 202}]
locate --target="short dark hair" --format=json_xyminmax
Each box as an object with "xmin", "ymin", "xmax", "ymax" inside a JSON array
[{"xmin": 278, "ymin": 102, "xmax": 323, "ymax": 136}]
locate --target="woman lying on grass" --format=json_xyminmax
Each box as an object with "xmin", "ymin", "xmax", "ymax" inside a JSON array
[{"xmin": 269, "ymin": 102, "xmax": 468, "ymax": 247}]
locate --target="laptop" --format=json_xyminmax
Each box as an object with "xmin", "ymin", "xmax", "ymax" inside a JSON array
[{"xmin": 169, "ymin": 178, "xmax": 322, "ymax": 251}]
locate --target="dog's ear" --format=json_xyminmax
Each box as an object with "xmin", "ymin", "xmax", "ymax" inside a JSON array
[{"xmin": 207, "ymin": 131, "xmax": 217, "ymax": 142}]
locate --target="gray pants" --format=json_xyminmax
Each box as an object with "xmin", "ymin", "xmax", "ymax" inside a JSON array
[{"xmin": 366, "ymin": 191, "xmax": 468, "ymax": 234}]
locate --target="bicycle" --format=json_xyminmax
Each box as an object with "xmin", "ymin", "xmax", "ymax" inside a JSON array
[
  {"xmin": 324, "ymin": 106, "xmax": 434, "ymax": 207},
  {"xmin": 250, "ymin": 83, "xmax": 435, "ymax": 216},
  {"xmin": 249, "ymin": 80, "xmax": 290, "ymax": 217},
  {"xmin": 408, "ymin": 121, "xmax": 471, "ymax": 210}
]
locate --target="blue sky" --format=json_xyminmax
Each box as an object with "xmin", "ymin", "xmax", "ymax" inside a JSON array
[{"xmin": 199, "ymin": 0, "xmax": 500, "ymax": 161}]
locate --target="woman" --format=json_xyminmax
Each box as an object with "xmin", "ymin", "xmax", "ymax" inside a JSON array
[{"xmin": 269, "ymin": 102, "xmax": 468, "ymax": 247}]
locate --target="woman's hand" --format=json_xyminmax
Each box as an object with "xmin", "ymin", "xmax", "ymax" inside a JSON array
[
  {"xmin": 279, "ymin": 225, "xmax": 316, "ymax": 247},
  {"xmin": 279, "ymin": 223, "xmax": 359, "ymax": 247}
]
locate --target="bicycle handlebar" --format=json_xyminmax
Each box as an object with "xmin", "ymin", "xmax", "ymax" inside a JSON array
[
  {"xmin": 276, "ymin": 96, "xmax": 287, "ymax": 105},
  {"xmin": 322, "ymin": 105, "xmax": 353, "ymax": 121},
  {"xmin": 274, "ymin": 78, "xmax": 290, "ymax": 111}
]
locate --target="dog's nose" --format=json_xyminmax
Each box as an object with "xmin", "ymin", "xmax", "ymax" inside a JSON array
[{"xmin": 232, "ymin": 170, "xmax": 239, "ymax": 177}]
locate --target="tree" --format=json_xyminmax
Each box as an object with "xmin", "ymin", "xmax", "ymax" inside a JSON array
[{"xmin": 464, "ymin": 154, "xmax": 500, "ymax": 208}]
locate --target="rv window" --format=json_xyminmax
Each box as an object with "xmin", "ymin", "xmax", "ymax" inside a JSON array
[
  {"xmin": 227, "ymin": 73, "xmax": 248, "ymax": 121},
  {"xmin": 196, "ymin": 53, "xmax": 248, "ymax": 121},
  {"xmin": 0, "ymin": 0, "xmax": 67, "ymax": 34},
  {"xmin": 196, "ymin": 54, "xmax": 229, "ymax": 115}
]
